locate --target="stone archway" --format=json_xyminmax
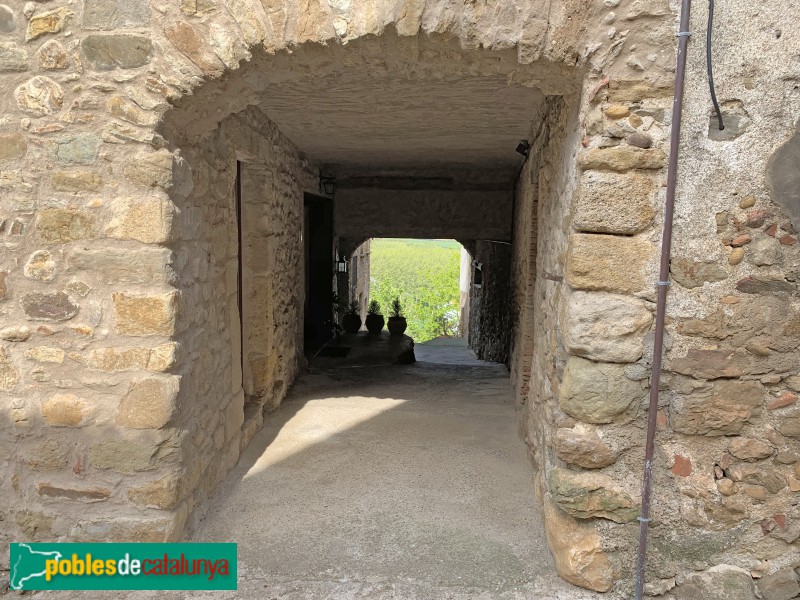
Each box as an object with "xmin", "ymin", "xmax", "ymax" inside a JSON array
[{"xmin": 0, "ymin": 0, "xmax": 703, "ymax": 594}]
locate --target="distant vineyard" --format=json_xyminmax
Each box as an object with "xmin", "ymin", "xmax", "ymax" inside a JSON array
[{"xmin": 370, "ymin": 239, "xmax": 461, "ymax": 343}]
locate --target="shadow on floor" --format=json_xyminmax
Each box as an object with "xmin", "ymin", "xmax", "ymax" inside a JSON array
[{"xmin": 38, "ymin": 340, "xmax": 608, "ymax": 600}]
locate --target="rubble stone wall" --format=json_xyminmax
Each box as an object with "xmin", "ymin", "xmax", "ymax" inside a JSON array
[
  {"xmin": 507, "ymin": 3, "xmax": 800, "ymax": 596},
  {"xmin": 2, "ymin": 0, "xmax": 799, "ymax": 596},
  {"xmin": 467, "ymin": 239, "xmax": 512, "ymax": 363}
]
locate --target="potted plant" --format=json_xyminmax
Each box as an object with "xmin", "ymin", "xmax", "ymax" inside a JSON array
[
  {"xmin": 365, "ymin": 299, "xmax": 384, "ymax": 335},
  {"xmin": 342, "ymin": 300, "xmax": 362, "ymax": 334},
  {"xmin": 387, "ymin": 296, "xmax": 407, "ymax": 335}
]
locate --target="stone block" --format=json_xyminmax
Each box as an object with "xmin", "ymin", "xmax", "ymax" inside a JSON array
[
  {"xmin": 26, "ymin": 7, "xmax": 72, "ymax": 41},
  {"xmin": 108, "ymin": 96, "xmax": 158, "ymax": 127},
  {"xmin": 676, "ymin": 308, "xmax": 727, "ymax": 340},
  {"xmin": 608, "ymin": 80, "xmax": 673, "ymax": 102},
  {"xmin": 75, "ymin": 343, "xmax": 177, "ymax": 372},
  {"xmin": 670, "ymin": 380, "xmax": 763, "ymax": 436},
  {"xmin": 543, "ymin": 500, "xmax": 613, "ymax": 592},
  {"xmin": 181, "ymin": 0, "xmax": 217, "ymax": 15},
  {"xmin": 47, "ymin": 134, "xmax": 101, "ymax": 165},
  {"xmin": 626, "ymin": 132, "xmax": 653, "ymax": 149},
  {"xmin": 554, "ymin": 425, "xmax": 619, "ymax": 469},
  {"xmin": 105, "ymin": 197, "xmax": 175, "ymax": 244},
  {"xmin": 36, "ymin": 208, "xmax": 95, "ymax": 242},
  {"xmin": 112, "ymin": 291, "xmax": 177, "ymax": 336},
  {"xmin": 564, "ymin": 291, "xmax": 652, "ymax": 362},
  {"xmin": 21, "ymin": 292, "xmax": 79, "ymax": 321},
  {"xmin": 67, "ymin": 246, "xmax": 172, "ymax": 285},
  {"xmin": 670, "ymin": 349, "xmax": 751, "ymax": 379},
  {"xmin": 123, "ymin": 150, "xmax": 173, "ymax": 188},
  {"xmin": 0, "ymin": 42, "xmax": 28, "ymax": 72},
  {"xmin": 0, "ymin": 326, "xmax": 31, "ymax": 342},
  {"xmin": 767, "ymin": 125, "xmax": 800, "ymax": 230},
  {"xmin": 749, "ymin": 236, "xmax": 779, "ymax": 266},
  {"xmin": 27, "ymin": 438, "xmax": 71, "ymax": 469},
  {"xmin": 559, "ymin": 356, "xmax": 642, "ymax": 424},
  {"xmin": 549, "ymin": 467, "xmax": 637, "ymax": 523},
  {"xmin": 209, "ymin": 22, "xmax": 250, "ymax": 68},
  {"xmin": 37, "ymin": 483, "xmax": 111, "ymax": 501},
  {"xmin": 15, "ymin": 511, "xmax": 54, "ymax": 539},
  {"xmin": 0, "ymin": 170, "xmax": 33, "ymax": 193},
  {"xmin": 778, "ymin": 410, "xmax": 800, "ymax": 439},
  {"xmin": 676, "ymin": 565, "xmax": 757, "ymax": 600},
  {"xmin": 566, "ymin": 233, "xmax": 655, "ymax": 294},
  {"xmin": 71, "ymin": 516, "xmax": 176, "ymax": 543},
  {"xmin": 23, "ymin": 250, "xmax": 56, "ymax": 281},
  {"xmin": 671, "ymin": 257, "xmax": 728, "ymax": 288},
  {"xmin": 41, "ymin": 393, "xmax": 89, "ymax": 426},
  {"xmin": 736, "ymin": 276, "xmax": 795, "ymax": 294},
  {"xmin": 25, "ymin": 346, "xmax": 64, "ymax": 363},
  {"xmin": 0, "ymin": 133, "xmax": 27, "ymax": 160},
  {"xmin": 223, "ymin": 0, "xmax": 269, "ymax": 46},
  {"xmin": 88, "ymin": 439, "xmax": 158, "ymax": 473},
  {"xmin": 0, "ymin": 5, "xmax": 16, "ymax": 32},
  {"xmin": 605, "ymin": 105, "xmax": 629, "ymax": 119},
  {"xmin": 81, "ymin": 34, "xmax": 152, "ymax": 70},
  {"xmin": 164, "ymin": 22, "xmax": 224, "ymax": 76},
  {"xmin": 37, "ymin": 40, "xmax": 69, "ymax": 69},
  {"xmin": 578, "ymin": 146, "xmax": 666, "ymax": 172},
  {"xmin": 83, "ymin": 0, "xmax": 149, "ymax": 29},
  {"xmin": 574, "ymin": 172, "xmax": 655, "ymax": 234},
  {"xmin": 116, "ymin": 376, "xmax": 179, "ymax": 429},
  {"xmin": 51, "ymin": 171, "xmax": 102, "ymax": 192},
  {"xmin": 758, "ymin": 567, "xmax": 800, "ymax": 600},
  {"xmin": 128, "ymin": 472, "xmax": 183, "ymax": 509},
  {"xmin": 14, "ymin": 77, "xmax": 63, "ymax": 116},
  {"xmin": 0, "ymin": 346, "xmax": 18, "ymax": 391},
  {"xmin": 728, "ymin": 437, "xmax": 773, "ymax": 461}
]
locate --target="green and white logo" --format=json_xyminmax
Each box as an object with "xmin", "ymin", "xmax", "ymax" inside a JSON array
[{"xmin": 9, "ymin": 543, "xmax": 237, "ymax": 591}]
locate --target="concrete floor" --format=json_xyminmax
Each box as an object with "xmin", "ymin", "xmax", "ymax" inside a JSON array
[{"xmin": 36, "ymin": 339, "xmax": 605, "ymax": 599}]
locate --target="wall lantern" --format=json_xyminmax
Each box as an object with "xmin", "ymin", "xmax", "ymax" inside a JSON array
[
  {"xmin": 320, "ymin": 177, "xmax": 336, "ymax": 196},
  {"xmin": 515, "ymin": 140, "xmax": 530, "ymax": 158},
  {"xmin": 336, "ymin": 254, "xmax": 349, "ymax": 274}
]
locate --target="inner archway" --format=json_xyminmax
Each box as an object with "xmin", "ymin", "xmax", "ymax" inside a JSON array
[{"xmin": 154, "ymin": 28, "xmax": 587, "ymax": 587}]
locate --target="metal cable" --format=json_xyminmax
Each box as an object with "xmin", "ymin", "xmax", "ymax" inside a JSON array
[{"xmin": 707, "ymin": 0, "xmax": 725, "ymax": 130}]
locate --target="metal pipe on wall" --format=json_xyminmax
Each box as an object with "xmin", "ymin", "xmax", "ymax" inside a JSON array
[{"xmin": 633, "ymin": 0, "xmax": 693, "ymax": 597}]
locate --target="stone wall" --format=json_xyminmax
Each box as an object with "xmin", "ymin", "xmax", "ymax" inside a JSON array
[
  {"xmin": 505, "ymin": 3, "xmax": 800, "ymax": 594},
  {"xmin": 335, "ymin": 188, "xmax": 513, "ymax": 243},
  {"xmin": 163, "ymin": 107, "xmax": 315, "ymax": 535},
  {"xmin": 467, "ymin": 239, "xmax": 513, "ymax": 363},
  {"xmin": 0, "ymin": 96, "xmax": 316, "ymax": 564},
  {"xmin": 3, "ymin": 0, "xmax": 799, "ymax": 595}
]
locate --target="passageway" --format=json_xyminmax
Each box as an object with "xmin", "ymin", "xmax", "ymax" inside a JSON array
[
  {"xmin": 50, "ymin": 342, "xmax": 606, "ymax": 600},
  {"xmin": 184, "ymin": 338, "xmax": 605, "ymax": 599}
]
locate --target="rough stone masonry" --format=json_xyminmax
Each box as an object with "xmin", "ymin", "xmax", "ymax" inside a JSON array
[{"xmin": 0, "ymin": 0, "xmax": 799, "ymax": 597}]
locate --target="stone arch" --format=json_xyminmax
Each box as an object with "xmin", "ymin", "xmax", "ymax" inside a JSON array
[
  {"xmin": 151, "ymin": 23, "xmax": 591, "ymax": 548},
  {"xmin": 1, "ymin": 0, "xmax": 691, "ymax": 594}
]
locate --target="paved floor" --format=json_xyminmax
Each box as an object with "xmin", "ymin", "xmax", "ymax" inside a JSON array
[{"xmin": 35, "ymin": 338, "xmax": 605, "ymax": 599}]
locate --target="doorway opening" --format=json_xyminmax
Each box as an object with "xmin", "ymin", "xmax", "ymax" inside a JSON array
[
  {"xmin": 303, "ymin": 193, "xmax": 335, "ymax": 358},
  {"xmin": 366, "ymin": 238, "xmax": 463, "ymax": 343}
]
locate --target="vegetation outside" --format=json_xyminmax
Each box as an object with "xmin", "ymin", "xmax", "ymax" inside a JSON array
[{"xmin": 369, "ymin": 238, "xmax": 461, "ymax": 343}]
